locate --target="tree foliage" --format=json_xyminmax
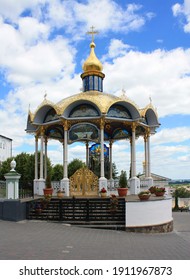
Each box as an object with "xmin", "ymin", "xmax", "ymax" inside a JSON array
[
  {"xmin": 0, "ymin": 152, "xmax": 52, "ymax": 188},
  {"xmin": 68, "ymin": 158, "xmax": 85, "ymax": 177},
  {"xmin": 52, "ymin": 164, "xmax": 63, "ymax": 181},
  {"xmin": 119, "ymin": 170, "xmax": 128, "ymax": 188}
]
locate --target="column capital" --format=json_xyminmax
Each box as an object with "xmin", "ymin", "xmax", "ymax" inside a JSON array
[
  {"xmin": 40, "ymin": 126, "xmax": 45, "ymax": 136},
  {"xmin": 100, "ymin": 118, "xmax": 105, "ymax": 130},
  {"xmin": 146, "ymin": 128, "xmax": 151, "ymax": 137},
  {"xmin": 63, "ymin": 120, "xmax": 71, "ymax": 131},
  {"xmin": 131, "ymin": 122, "xmax": 137, "ymax": 132}
]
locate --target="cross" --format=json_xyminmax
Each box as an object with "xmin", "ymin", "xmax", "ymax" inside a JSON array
[
  {"xmin": 86, "ymin": 26, "xmax": 99, "ymax": 42},
  {"xmin": 149, "ymin": 96, "xmax": 152, "ymax": 103},
  {"xmin": 44, "ymin": 91, "xmax": 47, "ymax": 99}
]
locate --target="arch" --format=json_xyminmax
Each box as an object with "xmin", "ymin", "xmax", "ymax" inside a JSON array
[
  {"xmin": 145, "ymin": 108, "xmax": 159, "ymax": 126},
  {"xmin": 107, "ymin": 101, "xmax": 140, "ymax": 120},
  {"xmin": 26, "ymin": 113, "xmax": 37, "ymax": 132},
  {"xmin": 33, "ymin": 105, "xmax": 59, "ymax": 124},
  {"xmin": 45, "ymin": 125, "xmax": 64, "ymax": 140},
  {"xmin": 63, "ymin": 100, "xmax": 101, "ymax": 118}
]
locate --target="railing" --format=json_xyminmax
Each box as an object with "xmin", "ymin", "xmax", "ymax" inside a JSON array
[{"xmin": 26, "ymin": 197, "xmax": 126, "ymax": 228}]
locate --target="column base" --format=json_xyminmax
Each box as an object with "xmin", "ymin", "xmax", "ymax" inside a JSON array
[
  {"xmin": 129, "ymin": 177, "xmax": 140, "ymax": 195},
  {"xmin": 60, "ymin": 178, "xmax": 70, "ymax": 197},
  {"xmin": 33, "ymin": 179, "xmax": 45, "ymax": 196},
  {"xmin": 145, "ymin": 177, "xmax": 153, "ymax": 188},
  {"xmin": 108, "ymin": 178, "xmax": 115, "ymax": 191},
  {"xmin": 99, "ymin": 177, "xmax": 108, "ymax": 193}
]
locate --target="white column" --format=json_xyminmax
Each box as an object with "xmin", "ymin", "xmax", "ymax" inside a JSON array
[
  {"xmin": 131, "ymin": 124, "xmax": 136, "ymax": 178},
  {"xmin": 129, "ymin": 123, "xmax": 140, "ymax": 194},
  {"xmin": 109, "ymin": 140, "xmax": 114, "ymax": 190},
  {"xmin": 147, "ymin": 133, "xmax": 151, "ymax": 177},
  {"xmin": 64, "ymin": 129, "xmax": 68, "ymax": 178},
  {"xmin": 109, "ymin": 140, "xmax": 113, "ymax": 180},
  {"xmin": 35, "ymin": 136, "xmax": 38, "ymax": 180},
  {"xmin": 100, "ymin": 127, "xmax": 105, "ymax": 178},
  {"xmin": 44, "ymin": 137, "xmax": 48, "ymax": 180},
  {"xmin": 33, "ymin": 135, "xmax": 39, "ymax": 195},
  {"xmin": 99, "ymin": 119, "xmax": 107, "ymax": 191},
  {"xmin": 61, "ymin": 123, "xmax": 69, "ymax": 196},
  {"xmin": 37, "ymin": 130, "xmax": 45, "ymax": 195},
  {"xmin": 144, "ymin": 135, "xmax": 148, "ymax": 177},
  {"xmin": 143, "ymin": 131, "xmax": 153, "ymax": 187},
  {"xmin": 40, "ymin": 134, "xmax": 44, "ymax": 180}
]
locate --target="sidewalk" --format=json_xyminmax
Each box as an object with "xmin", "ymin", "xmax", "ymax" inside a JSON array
[{"xmin": 0, "ymin": 212, "xmax": 190, "ymax": 260}]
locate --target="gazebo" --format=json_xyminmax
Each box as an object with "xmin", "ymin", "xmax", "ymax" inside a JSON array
[{"xmin": 26, "ymin": 29, "xmax": 160, "ymax": 197}]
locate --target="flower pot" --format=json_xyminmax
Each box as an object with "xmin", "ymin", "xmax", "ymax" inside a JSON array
[
  {"xmin": 138, "ymin": 194, "xmax": 150, "ymax": 201},
  {"xmin": 117, "ymin": 188, "xmax": 128, "ymax": 197},
  {"xmin": 101, "ymin": 192, "xmax": 107, "ymax": 198},
  {"xmin": 57, "ymin": 192, "xmax": 64, "ymax": 198},
  {"xmin": 155, "ymin": 192, "xmax": 165, "ymax": 197},
  {"xmin": 43, "ymin": 188, "xmax": 53, "ymax": 196}
]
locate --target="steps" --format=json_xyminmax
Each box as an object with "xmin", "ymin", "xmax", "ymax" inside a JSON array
[{"xmin": 27, "ymin": 197, "xmax": 126, "ymax": 229}]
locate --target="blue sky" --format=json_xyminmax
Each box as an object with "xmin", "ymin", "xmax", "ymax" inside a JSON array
[{"xmin": 0, "ymin": 0, "xmax": 190, "ymax": 179}]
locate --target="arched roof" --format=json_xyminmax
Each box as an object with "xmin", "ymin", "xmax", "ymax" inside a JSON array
[
  {"xmin": 33, "ymin": 99, "xmax": 60, "ymax": 124},
  {"xmin": 56, "ymin": 91, "xmax": 140, "ymax": 119},
  {"xmin": 140, "ymin": 104, "xmax": 159, "ymax": 126}
]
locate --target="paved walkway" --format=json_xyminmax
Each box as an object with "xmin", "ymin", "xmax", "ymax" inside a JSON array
[{"xmin": 0, "ymin": 212, "xmax": 190, "ymax": 260}]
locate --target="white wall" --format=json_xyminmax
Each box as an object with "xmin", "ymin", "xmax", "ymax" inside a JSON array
[
  {"xmin": 126, "ymin": 198, "xmax": 173, "ymax": 227},
  {"xmin": 0, "ymin": 136, "xmax": 12, "ymax": 163}
]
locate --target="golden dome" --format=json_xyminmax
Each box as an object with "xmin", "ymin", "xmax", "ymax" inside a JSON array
[{"xmin": 82, "ymin": 42, "xmax": 103, "ymax": 72}]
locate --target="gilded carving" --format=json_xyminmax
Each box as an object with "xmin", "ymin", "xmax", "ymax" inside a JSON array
[{"xmin": 70, "ymin": 167, "xmax": 99, "ymax": 196}]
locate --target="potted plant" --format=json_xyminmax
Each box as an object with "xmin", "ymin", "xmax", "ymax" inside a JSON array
[
  {"xmin": 149, "ymin": 186, "xmax": 157, "ymax": 194},
  {"xmin": 43, "ymin": 175, "xmax": 53, "ymax": 197},
  {"xmin": 154, "ymin": 187, "xmax": 165, "ymax": 197},
  {"xmin": 138, "ymin": 190, "xmax": 151, "ymax": 201},
  {"xmin": 117, "ymin": 170, "xmax": 128, "ymax": 197},
  {"xmin": 99, "ymin": 187, "xmax": 107, "ymax": 197},
  {"xmin": 57, "ymin": 189, "xmax": 65, "ymax": 198}
]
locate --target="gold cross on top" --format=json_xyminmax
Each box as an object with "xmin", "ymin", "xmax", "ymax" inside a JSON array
[{"xmin": 86, "ymin": 26, "xmax": 99, "ymax": 42}]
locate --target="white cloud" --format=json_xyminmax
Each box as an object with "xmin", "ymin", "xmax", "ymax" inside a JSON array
[
  {"xmin": 172, "ymin": 0, "xmax": 190, "ymax": 32},
  {"xmin": 46, "ymin": 0, "xmax": 153, "ymax": 37},
  {"xmin": 103, "ymin": 46, "xmax": 190, "ymax": 117},
  {"xmin": 151, "ymin": 127, "xmax": 190, "ymax": 145}
]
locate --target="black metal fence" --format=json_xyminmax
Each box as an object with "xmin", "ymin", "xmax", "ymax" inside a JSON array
[{"xmin": 26, "ymin": 197, "xmax": 126, "ymax": 228}]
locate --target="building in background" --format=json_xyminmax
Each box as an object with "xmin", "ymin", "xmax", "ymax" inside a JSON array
[{"xmin": 0, "ymin": 135, "xmax": 12, "ymax": 165}]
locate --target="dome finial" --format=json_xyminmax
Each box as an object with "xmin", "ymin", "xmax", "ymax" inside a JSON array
[{"xmin": 86, "ymin": 26, "xmax": 99, "ymax": 42}]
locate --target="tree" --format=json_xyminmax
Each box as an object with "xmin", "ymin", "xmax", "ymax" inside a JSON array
[
  {"xmin": 119, "ymin": 170, "xmax": 128, "ymax": 188},
  {"xmin": 52, "ymin": 164, "xmax": 63, "ymax": 181},
  {"xmin": 68, "ymin": 158, "xmax": 85, "ymax": 177},
  {"xmin": 0, "ymin": 152, "xmax": 52, "ymax": 189}
]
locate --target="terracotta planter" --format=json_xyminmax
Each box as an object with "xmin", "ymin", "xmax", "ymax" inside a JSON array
[
  {"xmin": 100, "ymin": 192, "xmax": 107, "ymax": 198},
  {"xmin": 155, "ymin": 192, "xmax": 165, "ymax": 197},
  {"xmin": 117, "ymin": 188, "xmax": 128, "ymax": 197},
  {"xmin": 43, "ymin": 188, "xmax": 53, "ymax": 196},
  {"xmin": 57, "ymin": 192, "xmax": 64, "ymax": 198},
  {"xmin": 138, "ymin": 194, "xmax": 150, "ymax": 201}
]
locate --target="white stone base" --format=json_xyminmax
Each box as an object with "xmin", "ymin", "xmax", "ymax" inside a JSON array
[
  {"xmin": 33, "ymin": 179, "xmax": 45, "ymax": 196},
  {"xmin": 129, "ymin": 177, "xmax": 140, "ymax": 195},
  {"xmin": 108, "ymin": 178, "xmax": 115, "ymax": 190},
  {"xmin": 145, "ymin": 177, "xmax": 153, "ymax": 187},
  {"xmin": 99, "ymin": 177, "xmax": 108, "ymax": 193},
  {"xmin": 60, "ymin": 178, "xmax": 70, "ymax": 197},
  {"xmin": 4, "ymin": 172, "xmax": 21, "ymax": 199}
]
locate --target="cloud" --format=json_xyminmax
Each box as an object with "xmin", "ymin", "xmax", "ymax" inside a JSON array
[
  {"xmin": 103, "ymin": 46, "xmax": 190, "ymax": 117},
  {"xmin": 43, "ymin": 0, "xmax": 154, "ymax": 39},
  {"xmin": 151, "ymin": 127, "xmax": 190, "ymax": 145},
  {"xmin": 172, "ymin": 0, "xmax": 190, "ymax": 32}
]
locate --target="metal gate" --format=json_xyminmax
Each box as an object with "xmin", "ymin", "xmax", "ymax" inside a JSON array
[{"xmin": 70, "ymin": 167, "xmax": 99, "ymax": 196}]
